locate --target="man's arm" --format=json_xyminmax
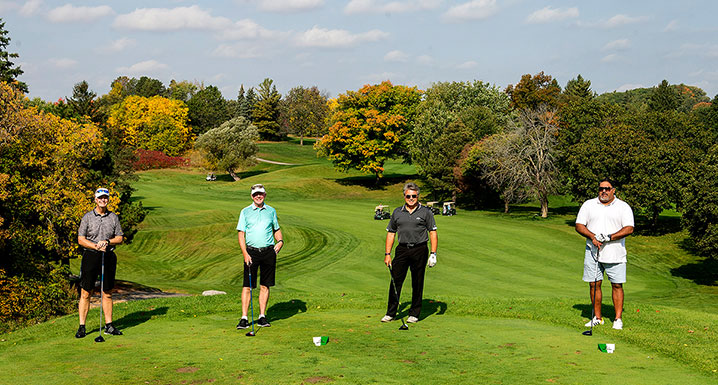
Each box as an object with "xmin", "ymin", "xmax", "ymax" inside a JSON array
[
  {"xmin": 609, "ymin": 226, "xmax": 634, "ymax": 241},
  {"xmin": 384, "ymin": 232, "xmax": 396, "ymax": 266},
  {"xmin": 429, "ymin": 230, "xmax": 438, "ymax": 253},
  {"xmin": 238, "ymin": 231, "xmax": 251, "ymax": 265},
  {"xmin": 273, "ymin": 228, "xmax": 283, "ymax": 253},
  {"xmin": 576, "ymin": 223, "xmax": 602, "ymax": 248}
]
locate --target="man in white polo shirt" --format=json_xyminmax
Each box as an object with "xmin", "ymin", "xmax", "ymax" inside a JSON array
[{"xmin": 575, "ymin": 178, "xmax": 634, "ymax": 330}]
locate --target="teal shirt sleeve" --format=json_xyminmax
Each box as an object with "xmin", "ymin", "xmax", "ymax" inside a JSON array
[
  {"xmin": 272, "ymin": 209, "xmax": 280, "ymax": 231},
  {"xmin": 236, "ymin": 208, "xmax": 247, "ymax": 232}
]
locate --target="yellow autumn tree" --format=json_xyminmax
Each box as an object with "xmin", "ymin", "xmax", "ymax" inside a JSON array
[{"xmin": 107, "ymin": 95, "xmax": 192, "ymax": 156}]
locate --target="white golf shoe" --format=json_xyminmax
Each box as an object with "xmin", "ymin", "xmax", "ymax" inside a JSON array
[
  {"xmin": 584, "ymin": 317, "xmax": 604, "ymax": 327},
  {"xmin": 381, "ymin": 315, "xmax": 393, "ymax": 322},
  {"xmin": 406, "ymin": 316, "xmax": 419, "ymax": 323},
  {"xmin": 612, "ymin": 318, "xmax": 623, "ymax": 330}
]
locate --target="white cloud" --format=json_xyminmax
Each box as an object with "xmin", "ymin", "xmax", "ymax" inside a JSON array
[
  {"xmin": 526, "ymin": 6, "xmax": 578, "ymax": 24},
  {"xmin": 457, "ymin": 60, "xmax": 478, "ymax": 69},
  {"xmin": 19, "ymin": 0, "xmax": 42, "ymax": 16},
  {"xmin": 664, "ymin": 20, "xmax": 678, "ymax": 32},
  {"xmin": 116, "ymin": 60, "xmax": 169, "ymax": 74},
  {"xmin": 258, "ymin": 0, "xmax": 324, "ymax": 13},
  {"xmin": 211, "ymin": 44, "xmax": 263, "ymax": 58},
  {"xmin": 417, "ymin": 54, "xmax": 434, "ymax": 65},
  {"xmin": 49, "ymin": 57, "xmax": 77, "ymax": 69},
  {"xmin": 384, "ymin": 50, "xmax": 408, "ymax": 62},
  {"xmin": 345, "ymin": 0, "xmax": 441, "ymax": 14},
  {"xmin": 113, "ymin": 6, "xmax": 232, "ymax": 31},
  {"xmin": 98, "ymin": 37, "xmax": 136, "ymax": 53},
  {"xmin": 217, "ymin": 19, "xmax": 281, "ymax": 40},
  {"xmin": 295, "ymin": 26, "xmax": 389, "ymax": 48},
  {"xmin": 47, "ymin": 4, "xmax": 113, "ymax": 23},
  {"xmin": 615, "ymin": 83, "xmax": 644, "ymax": 92},
  {"xmin": 603, "ymin": 14, "xmax": 648, "ymax": 28},
  {"xmin": 443, "ymin": 0, "xmax": 498, "ymax": 23},
  {"xmin": 603, "ymin": 38, "xmax": 630, "ymax": 51},
  {"xmin": 601, "ymin": 53, "xmax": 619, "ymax": 63},
  {"xmin": 0, "ymin": 1, "xmax": 19, "ymax": 13}
]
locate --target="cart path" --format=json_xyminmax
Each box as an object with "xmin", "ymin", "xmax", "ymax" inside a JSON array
[{"xmin": 256, "ymin": 157, "xmax": 298, "ymax": 166}]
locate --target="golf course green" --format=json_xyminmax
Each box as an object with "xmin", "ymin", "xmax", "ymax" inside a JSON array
[{"xmin": 2, "ymin": 139, "xmax": 716, "ymax": 384}]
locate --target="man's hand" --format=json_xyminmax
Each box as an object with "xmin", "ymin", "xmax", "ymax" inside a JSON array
[
  {"xmin": 596, "ymin": 234, "xmax": 611, "ymax": 243},
  {"xmin": 384, "ymin": 254, "xmax": 392, "ymax": 267},
  {"xmin": 274, "ymin": 240, "xmax": 283, "ymax": 254},
  {"xmin": 96, "ymin": 239, "xmax": 109, "ymax": 251},
  {"xmin": 428, "ymin": 252, "xmax": 437, "ymax": 268},
  {"xmin": 244, "ymin": 254, "xmax": 252, "ymax": 266}
]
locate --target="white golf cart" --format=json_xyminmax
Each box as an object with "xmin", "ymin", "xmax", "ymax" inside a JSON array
[
  {"xmin": 442, "ymin": 201, "xmax": 457, "ymax": 216},
  {"xmin": 374, "ymin": 205, "xmax": 391, "ymax": 220},
  {"xmin": 205, "ymin": 172, "xmax": 216, "ymax": 181},
  {"xmin": 426, "ymin": 201, "xmax": 441, "ymax": 215}
]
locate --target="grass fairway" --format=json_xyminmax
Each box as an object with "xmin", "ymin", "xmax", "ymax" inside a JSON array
[{"xmin": 2, "ymin": 140, "xmax": 717, "ymax": 384}]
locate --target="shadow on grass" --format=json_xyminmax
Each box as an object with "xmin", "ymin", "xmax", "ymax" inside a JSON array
[
  {"xmin": 670, "ymin": 257, "xmax": 718, "ymax": 286},
  {"xmin": 267, "ymin": 299, "xmax": 307, "ymax": 323},
  {"xmin": 213, "ymin": 170, "xmax": 268, "ymax": 182},
  {"xmin": 335, "ymin": 173, "xmax": 419, "ymax": 190},
  {"xmin": 572, "ymin": 303, "xmax": 617, "ymax": 321},
  {"xmin": 95, "ymin": 306, "xmax": 169, "ymax": 333},
  {"xmin": 394, "ymin": 299, "xmax": 447, "ymax": 321}
]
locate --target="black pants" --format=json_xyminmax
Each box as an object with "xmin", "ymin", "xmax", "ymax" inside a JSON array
[
  {"xmin": 386, "ymin": 243, "xmax": 428, "ymax": 318},
  {"xmin": 80, "ymin": 249, "xmax": 117, "ymax": 292}
]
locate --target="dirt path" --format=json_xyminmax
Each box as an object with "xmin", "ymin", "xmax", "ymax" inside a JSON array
[{"xmin": 256, "ymin": 157, "xmax": 298, "ymax": 166}]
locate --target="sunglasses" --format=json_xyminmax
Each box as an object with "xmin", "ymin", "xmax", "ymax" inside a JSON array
[
  {"xmin": 598, "ymin": 187, "xmax": 613, "ymax": 192},
  {"xmin": 405, "ymin": 194, "xmax": 418, "ymax": 199}
]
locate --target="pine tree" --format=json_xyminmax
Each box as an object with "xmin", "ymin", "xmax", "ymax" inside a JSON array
[{"xmin": 0, "ymin": 18, "xmax": 28, "ymax": 93}]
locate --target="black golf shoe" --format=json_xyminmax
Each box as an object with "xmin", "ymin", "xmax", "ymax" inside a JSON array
[
  {"xmin": 236, "ymin": 318, "xmax": 249, "ymax": 329},
  {"xmin": 257, "ymin": 316, "xmax": 271, "ymax": 327},
  {"xmin": 75, "ymin": 325, "xmax": 86, "ymax": 338},
  {"xmin": 104, "ymin": 324, "xmax": 123, "ymax": 336}
]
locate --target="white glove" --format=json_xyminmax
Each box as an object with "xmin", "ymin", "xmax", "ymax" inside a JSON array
[
  {"xmin": 427, "ymin": 252, "xmax": 437, "ymax": 268},
  {"xmin": 595, "ymin": 234, "xmax": 611, "ymax": 243}
]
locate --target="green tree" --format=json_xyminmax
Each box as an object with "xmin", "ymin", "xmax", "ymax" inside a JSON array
[
  {"xmin": 410, "ymin": 80, "xmax": 510, "ymax": 199},
  {"xmin": 280, "ymin": 86, "xmax": 330, "ymax": 145},
  {"xmin": 682, "ymin": 144, "xmax": 718, "ymax": 258},
  {"xmin": 0, "ymin": 19, "xmax": 27, "ymax": 93},
  {"xmin": 563, "ymin": 74, "xmax": 594, "ymax": 100},
  {"xmin": 648, "ymin": 80, "xmax": 680, "ymax": 112},
  {"xmin": 505, "ymin": 71, "xmax": 561, "ymax": 110},
  {"xmin": 187, "ymin": 85, "xmax": 229, "ymax": 136},
  {"xmin": 242, "ymin": 87, "xmax": 257, "ymax": 121},
  {"xmin": 134, "ymin": 76, "xmax": 166, "ymax": 98},
  {"xmin": 315, "ymin": 81, "xmax": 422, "ymax": 180},
  {"xmin": 194, "ymin": 117, "xmax": 259, "ymax": 181},
  {"xmin": 252, "ymin": 78, "xmax": 282, "ymax": 140},
  {"xmin": 67, "ymin": 80, "xmax": 100, "ymax": 123},
  {"xmin": 168, "ymin": 79, "xmax": 200, "ymax": 102}
]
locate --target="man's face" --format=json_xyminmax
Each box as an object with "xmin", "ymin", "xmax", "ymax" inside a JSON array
[
  {"xmin": 598, "ymin": 182, "xmax": 615, "ymax": 203},
  {"xmin": 252, "ymin": 192, "xmax": 266, "ymax": 206},
  {"xmin": 95, "ymin": 195, "xmax": 109, "ymax": 208},
  {"xmin": 404, "ymin": 189, "xmax": 419, "ymax": 206}
]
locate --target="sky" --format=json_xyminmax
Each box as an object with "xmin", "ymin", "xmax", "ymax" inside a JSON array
[{"xmin": 1, "ymin": 0, "xmax": 717, "ymax": 101}]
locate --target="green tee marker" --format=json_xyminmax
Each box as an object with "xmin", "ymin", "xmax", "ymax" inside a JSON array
[
  {"xmin": 313, "ymin": 336, "xmax": 329, "ymax": 346},
  {"xmin": 598, "ymin": 343, "xmax": 615, "ymax": 353}
]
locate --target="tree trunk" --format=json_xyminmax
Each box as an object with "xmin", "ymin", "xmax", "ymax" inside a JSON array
[
  {"xmin": 300, "ymin": 135, "xmax": 304, "ymax": 146},
  {"xmin": 539, "ymin": 193, "xmax": 549, "ymax": 218},
  {"xmin": 504, "ymin": 199, "xmax": 510, "ymax": 213},
  {"xmin": 228, "ymin": 168, "xmax": 240, "ymax": 181}
]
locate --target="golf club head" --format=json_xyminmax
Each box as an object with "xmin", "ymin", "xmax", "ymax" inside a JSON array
[
  {"xmin": 245, "ymin": 331, "xmax": 255, "ymax": 337},
  {"xmin": 94, "ymin": 335, "xmax": 105, "ymax": 342},
  {"xmin": 582, "ymin": 330, "xmax": 592, "ymax": 336},
  {"xmin": 399, "ymin": 324, "xmax": 409, "ymax": 330}
]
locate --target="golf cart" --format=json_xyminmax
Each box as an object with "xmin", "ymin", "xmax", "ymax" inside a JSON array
[
  {"xmin": 205, "ymin": 172, "xmax": 216, "ymax": 181},
  {"xmin": 442, "ymin": 201, "xmax": 456, "ymax": 216},
  {"xmin": 374, "ymin": 205, "xmax": 391, "ymax": 220},
  {"xmin": 426, "ymin": 201, "xmax": 440, "ymax": 215}
]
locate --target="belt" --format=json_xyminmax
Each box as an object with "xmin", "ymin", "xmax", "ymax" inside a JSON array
[
  {"xmin": 247, "ymin": 245, "xmax": 274, "ymax": 252},
  {"xmin": 398, "ymin": 241, "xmax": 427, "ymax": 248}
]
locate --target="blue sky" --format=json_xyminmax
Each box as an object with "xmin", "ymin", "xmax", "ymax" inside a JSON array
[{"xmin": 2, "ymin": 0, "xmax": 717, "ymax": 101}]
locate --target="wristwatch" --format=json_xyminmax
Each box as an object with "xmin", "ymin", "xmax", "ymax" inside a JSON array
[{"xmin": 385, "ymin": 252, "xmax": 391, "ymax": 255}]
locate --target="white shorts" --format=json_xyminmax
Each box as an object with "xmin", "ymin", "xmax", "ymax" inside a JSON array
[{"xmin": 582, "ymin": 247, "xmax": 626, "ymax": 284}]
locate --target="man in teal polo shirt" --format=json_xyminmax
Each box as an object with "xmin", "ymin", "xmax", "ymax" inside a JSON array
[{"xmin": 236, "ymin": 184, "xmax": 283, "ymax": 329}]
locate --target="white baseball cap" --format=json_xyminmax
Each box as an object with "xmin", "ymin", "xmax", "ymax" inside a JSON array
[
  {"xmin": 250, "ymin": 184, "xmax": 266, "ymax": 196},
  {"xmin": 95, "ymin": 187, "xmax": 110, "ymax": 198}
]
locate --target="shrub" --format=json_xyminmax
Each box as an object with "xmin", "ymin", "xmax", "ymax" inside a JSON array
[
  {"xmin": 0, "ymin": 264, "xmax": 76, "ymax": 333},
  {"xmin": 133, "ymin": 149, "xmax": 190, "ymax": 170}
]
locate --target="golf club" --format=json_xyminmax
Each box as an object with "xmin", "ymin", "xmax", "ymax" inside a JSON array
[
  {"xmin": 246, "ymin": 265, "xmax": 256, "ymax": 337},
  {"xmin": 387, "ymin": 265, "xmax": 409, "ymax": 330},
  {"xmin": 583, "ymin": 247, "xmax": 600, "ymax": 336},
  {"xmin": 95, "ymin": 251, "xmax": 105, "ymax": 343}
]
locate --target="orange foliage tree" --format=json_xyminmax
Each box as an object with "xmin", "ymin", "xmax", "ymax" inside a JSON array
[{"xmin": 315, "ymin": 81, "xmax": 422, "ymax": 180}]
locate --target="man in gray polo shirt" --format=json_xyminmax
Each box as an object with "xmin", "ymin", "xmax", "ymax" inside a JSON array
[
  {"xmin": 382, "ymin": 182, "xmax": 438, "ymax": 324},
  {"xmin": 75, "ymin": 187, "xmax": 124, "ymax": 338}
]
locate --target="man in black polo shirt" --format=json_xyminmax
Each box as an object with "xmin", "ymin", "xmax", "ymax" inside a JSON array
[
  {"xmin": 382, "ymin": 182, "xmax": 438, "ymax": 324},
  {"xmin": 75, "ymin": 187, "xmax": 124, "ymax": 338}
]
